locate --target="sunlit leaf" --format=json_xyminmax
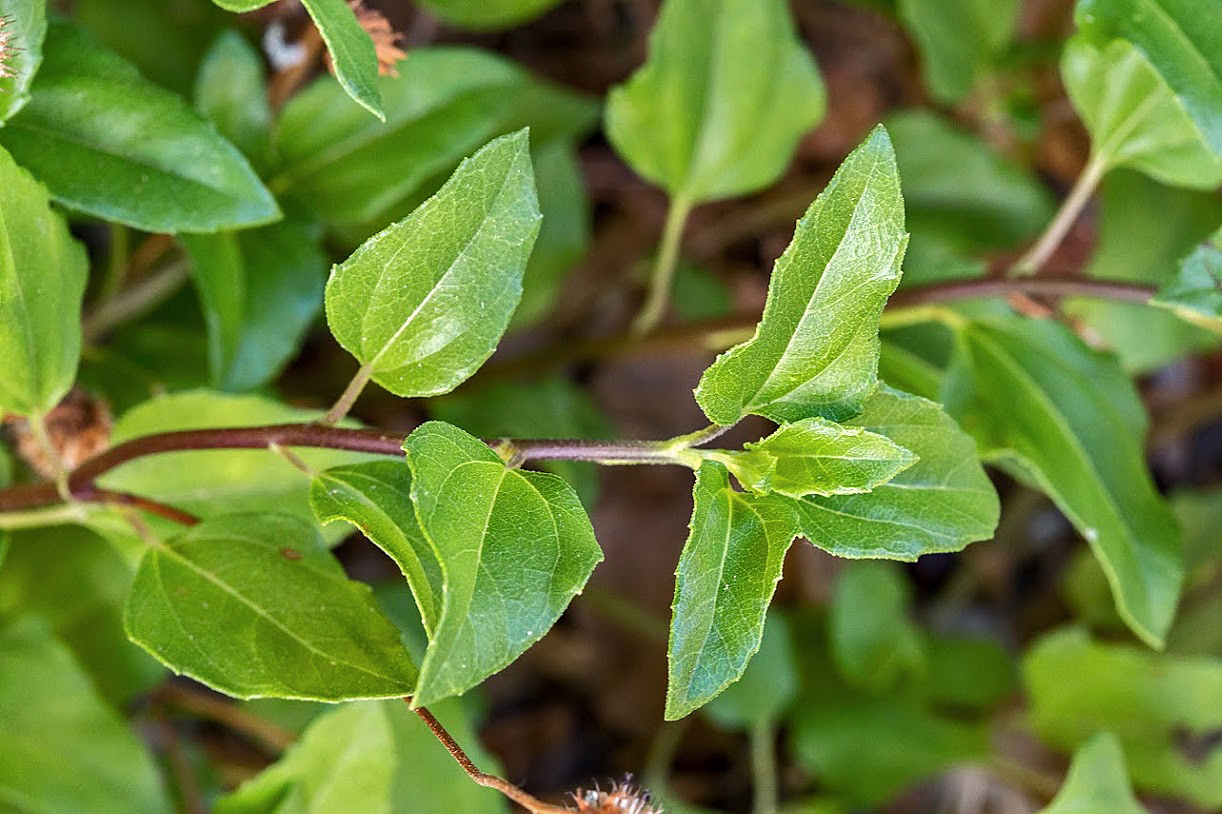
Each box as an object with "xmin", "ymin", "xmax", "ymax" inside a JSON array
[{"xmin": 0, "ymin": 0, "xmax": 47, "ymax": 122}]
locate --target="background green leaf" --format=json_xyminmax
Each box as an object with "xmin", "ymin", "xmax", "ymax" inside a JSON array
[
  {"xmin": 0, "ymin": 525, "xmax": 165, "ymax": 705},
  {"xmin": 948, "ymin": 317, "xmax": 1182, "ymax": 647},
  {"xmin": 1068, "ymin": 170, "xmax": 1222, "ymax": 371},
  {"xmin": 1039, "ymin": 732, "xmax": 1148, "ymax": 814},
  {"xmin": 181, "ymin": 218, "xmax": 328, "ymax": 392},
  {"xmin": 216, "ymin": 698, "xmax": 507, "ymax": 814},
  {"xmin": 1062, "ymin": 36, "xmax": 1222, "ymax": 188},
  {"xmin": 605, "ymin": 0, "xmax": 825, "ymax": 205},
  {"xmin": 0, "ymin": 617, "xmax": 172, "ymax": 814},
  {"xmin": 0, "ymin": 144, "xmax": 88, "ymax": 417},
  {"xmin": 194, "ymin": 30, "xmax": 271, "ymax": 169},
  {"xmin": 325, "ymin": 130, "xmax": 540, "ymax": 399},
  {"xmin": 125, "ymin": 513, "xmax": 418, "ymax": 701},
  {"xmin": 897, "ymin": 0, "xmax": 1019, "ymax": 102},
  {"xmin": 0, "ymin": 0, "xmax": 47, "ymax": 122},
  {"xmin": 1076, "ymin": 0, "xmax": 1222, "ymax": 155},
  {"xmin": 403, "ymin": 422, "xmax": 602, "ymax": 705},
  {"xmin": 787, "ymin": 387, "xmax": 999, "ymax": 560},
  {"xmin": 695, "ymin": 126, "xmax": 908, "ymax": 425},
  {"xmin": 704, "ymin": 612, "xmax": 798, "ymax": 730},
  {"xmin": 829, "ymin": 562, "xmax": 924, "ymax": 693},
  {"xmin": 1024, "ymin": 627, "xmax": 1222, "ymax": 807},
  {"xmin": 415, "ymin": 0, "xmax": 565, "ymax": 30},
  {"xmin": 667, "ymin": 462, "xmax": 797, "ymax": 719},
  {"xmin": 0, "ymin": 21, "xmax": 279, "ymax": 232}
]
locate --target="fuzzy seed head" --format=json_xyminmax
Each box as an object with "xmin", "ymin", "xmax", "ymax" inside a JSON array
[{"xmin": 572, "ymin": 781, "xmax": 662, "ymax": 814}]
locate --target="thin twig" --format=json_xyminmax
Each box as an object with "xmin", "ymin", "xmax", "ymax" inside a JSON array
[
  {"xmin": 82, "ymin": 260, "xmax": 192, "ymax": 343},
  {"xmin": 407, "ymin": 699, "xmax": 574, "ymax": 814},
  {"xmin": 156, "ymin": 682, "xmax": 297, "ymax": 753}
]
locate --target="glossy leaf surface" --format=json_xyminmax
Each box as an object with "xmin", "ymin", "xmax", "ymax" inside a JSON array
[
  {"xmin": 950, "ymin": 317, "xmax": 1182, "ymax": 647},
  {"xmin": 125, "ymin": 513, "xmax": 418, "ymax": 701},
  {"xmin": 788, "ymin": 387, "xmax": 999, "ymax": 560},
  {"xmin": 0, "ymin": 0, "xmax": 47, "ymax": 122},
  {"xmin": 216, "ymin": 699, "xmax": 506, "ymax": 814},
  {"xmin": 695, "ymin": 126, "xmax": 907, "ymax": 425},
  {"xmin": 710, "ymin": 417, "xmax": 916, "ymax": 499},
  {"xmin": 1039, "ymin": 732, "xmax": 1148, "ymax": 814},
  {"xmin": 0, "ymin": 145, "xmax": 88, "ymax": 417},
  {"xmin": 0, "ymin": 617, "xmax": 171, "ymax": 814},
  {"xmin": 181, "ymin": 218, "xmax": 327, "ymax": 392},
  {"xmin": 1024, "ymin": 628, "xmax": 1222, "ymax": 807},
  {"xmin": 310, "ymin": 461, "xmax": 443, "ymax": 634},
  {"xmin": 403, "ymin": 422, "xmax": 602, "ymax": 705},
  {"xmin": 0, "ymin": 21, "xmax": 279, "ymax": 232},
  {"xmin": 667, "ymin": 462, "xmax": 797, "ymax": 720},
  {"xmin": 1063, "ymin": 36, "xmax": 1222, "ymax": 188},
  {"xmin": 605, "ymin": 0, "xmax": 825, "ymax": 205},
  {"xmin": 325, "ymin": 130, "xmax": 541, "ymax": 398}
]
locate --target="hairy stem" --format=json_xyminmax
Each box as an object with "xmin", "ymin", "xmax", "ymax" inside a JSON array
[
  {"xmin": 632, "ymin": 197, "xmax": 693, "ymax": 336},
  {"xmin": 408, "ymin": 699, "xmax": 574, "ymax": 814},
  {"xmin": 1009, "ymin": 156, "xmax": 1107, "ymax": 277}
]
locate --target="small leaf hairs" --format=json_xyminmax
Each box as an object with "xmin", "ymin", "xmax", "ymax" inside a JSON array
[
  {"xmin": 573, "ymin": 781, "xmax": 662, "ymax": 814},
  {"xmin": 0, "ymin": 15, "xmax": 15, "ymax": 80}
]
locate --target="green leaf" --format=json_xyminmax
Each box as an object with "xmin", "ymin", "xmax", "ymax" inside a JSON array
[
  {"xmin": 708, "ymin": 416, "xmax": 916, "ymax": 499},
  {"xmin": 125, "ymin": 513, "xmax": 417, "ymax": 701},
  {"xmin": 1069, "ymin": 170, "xmax": 1222, "ymax": 372},
  {"xmin": 300, "ymin": 0, "xmax": 383, "ymax": 120},
  {"xmin": 791, "ymin": 693, "xmax": 987, "ymax": 806},
  {"xmin": 704, "ymin": 611, "xmax": 799, "ymax": 730},
  {"xmin": 209, "ymin": 0, "xmax": 383, "ymax": 119},
  {"xmin": 0, "ymin": 21, "xmax": 279, "ymax": 232},
  {"xmin": 918, "ymin": 633, "xmax": 1016, "ymax": 710},
  {"xmin": 694, "ymin": 126, "xmax": 907, "ymax": 426},
  {"xmin": 0, "ymin": 0, "xmax": 47, "ymax": 122},
  {"xmin": 886, "ymin": 110, "xmax": 1053, "ymax": 285},
  {"xmin": 948, "ymin": 317, "xmax": 1182, "ymax": 647},
  {"xmin": 829, "ymin": 562, "xmax": 924, "ymax": 693},
  {"xmin": 181, "ymin": 218, "xmax": 328, "ymax": 392},
  {"xmin": 0, "ymin": 616, "xmax": 172, "ymax": 814},
  {"xmin": 325, "ymin": 130, "xmax": 541, "ymax": 399},
  {"xmin": 1076, "ymin": 0, "xmax": 1222, "ymax": 155},
  {"xmin": 216, "ymin": 698, "xmax": 506, "ymax": 814},
  {"xmin": 1039, "ymin": 732, "xmax": 1149, "ymax": 814},
  {"xmin": 97, "ymin": 391, "xmax": 374, "ymax": 531},
  {"xmin": 897, "ymin": 0, "xmax": 1019, "ymax": 102},
  {"xmin": 310, "ymin": 461, "xmax": 443, "ymax": 635},
  {"xmin": 1151, "ymin": 226, "xmax": 1222, "ymax": 331},
  {"xmin": 430, "ymin": 376, "xmax": 612, "ymax": 509},
  {"xmin": 0, "ymin": 144, "xmax": 88, "ymax": 417},
  {"xmin": 274, "ymin": 48, "xmax": 523, "ymax": 228},
  {"xmin": 786, "ymin": 387, "xmax": 999, "ymax": 560},
  {"xmin": 403, "ymin": 421, "xmax": 602, "ymax": 705},
  {"xmin": 1062, "ymin": 36, "xmax": 1222, "ymax": 189},
  {"xmin": 0, "ymin": 525, "xmax": 165, "ymax": 705},
  {"xmin": 666, "ymin": 462, "xmax": 797, "ymax": 720},
  {"xmin": 415, "ymin": 0, "xmax": 565, "ymax": 30},
  {"xmin": 194, "ymin": 30, "xmax": 272, "ymax": 169},
  {"xmin": 1024, "ymin": 627, "xmax": 1222, "ymax": 807},
  {"xmin": 605, "ymin": 0, "xmax": 825, "ymax": 205}
]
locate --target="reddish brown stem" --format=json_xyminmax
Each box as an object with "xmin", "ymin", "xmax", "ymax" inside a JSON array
[
  {"xmin": 83, "ymin": 488, "xmax": 201, "ymax": 527},
  {"xmin": 407, "ymin": 699, "xmax": 573, "ymax": 814}
]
